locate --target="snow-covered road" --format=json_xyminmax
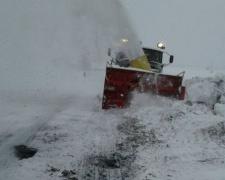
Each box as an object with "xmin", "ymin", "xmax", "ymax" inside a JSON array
[{"xmin": 0, "ymin": 67, "xmax": 225, "ymax": 179}]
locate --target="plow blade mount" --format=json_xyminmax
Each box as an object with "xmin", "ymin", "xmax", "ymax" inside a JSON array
[{"xmin": 102, "ymin": 67, "xmax": 185, "ymax": 109}]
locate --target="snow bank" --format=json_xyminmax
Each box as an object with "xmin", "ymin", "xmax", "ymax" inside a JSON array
[
  {"xmin": 214, "ymin": 103, "xmax": 225, "ymax": 116},
  {"xmin": 185, "ymin": 75, "xmax": 225, "ymax": 109},
  {"xmin": 219, "ymin": 95, "xmax": 225, "ymax": 104},
  {"xmin": 120, "ymin": 75, "xmax": 225, "ymax": 179}
]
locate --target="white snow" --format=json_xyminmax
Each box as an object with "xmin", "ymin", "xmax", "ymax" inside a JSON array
[
  {"xmin": 1, "ymin": 1, "xmax": 225, "ymax": 180},
  {"xmin": 1, "ymin": 67, "xmax": 225, "ymax": 179},
  {"xmin": 214, "ymin": 103, "xmax": 225, "ymax": 117}
]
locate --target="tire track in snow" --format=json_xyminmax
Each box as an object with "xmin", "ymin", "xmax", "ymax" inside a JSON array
[{"xmin": 75, "ymin": 110, "xmax": 142, "ymax": 180}]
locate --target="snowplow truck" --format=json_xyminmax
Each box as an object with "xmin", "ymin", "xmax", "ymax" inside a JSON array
[{"xmin": 102, "ymin": 46, "xmax": 186, "ymax": 109}]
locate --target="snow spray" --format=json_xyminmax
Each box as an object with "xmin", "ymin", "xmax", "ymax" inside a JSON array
[{"xmin": 0, "ymin": 0, "xmax": 148, "ymax": 94}]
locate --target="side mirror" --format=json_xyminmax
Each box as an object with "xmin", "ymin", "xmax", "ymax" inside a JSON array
[
  {"xmin": 108, "ymin": 48, "xmax": 111, "ymax": 57},
  {"xmin": 169, "ymin": 55, "xmax": 174, "ymax": 63}
]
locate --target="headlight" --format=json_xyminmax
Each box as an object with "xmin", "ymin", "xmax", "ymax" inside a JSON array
[
  {"xmin": 120, "ymin": 38, "xmax": 128, "ymax": 43},
  {"xmin": 157, "ymin": 42, "xmax": 165, "ymax": 49}
]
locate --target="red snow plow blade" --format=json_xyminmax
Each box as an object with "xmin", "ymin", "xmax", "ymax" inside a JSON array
[{"xmin": 102, "ymin": 67, "xmax": 185, "ymax": 109}]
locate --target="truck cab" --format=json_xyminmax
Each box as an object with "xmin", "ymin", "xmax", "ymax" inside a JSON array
[{"xmin": 110, "ymin": 44, "xmax": 174, "ymax": 73}]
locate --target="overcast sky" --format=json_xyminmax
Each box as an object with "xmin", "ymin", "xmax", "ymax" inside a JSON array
[{"xmin": 121, "ymin": 0, "xmax": 225, "ymax": 69}]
